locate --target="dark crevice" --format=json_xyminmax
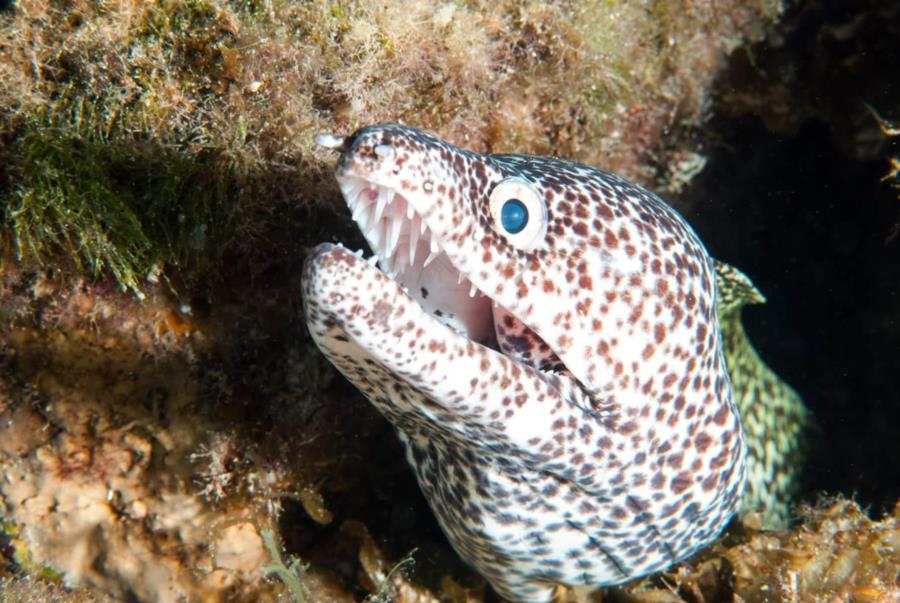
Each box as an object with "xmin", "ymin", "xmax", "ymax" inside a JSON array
[{"xmin": 679, "ymin": 0, "xmax": 900, "ymax": 515}]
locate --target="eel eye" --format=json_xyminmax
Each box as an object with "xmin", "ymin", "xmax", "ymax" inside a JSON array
[
  {"xmin": 501, "ymin": 199, "xmax": 527, "ymax": 234},
  {"xmin": 489, "ymin": 177, "xmax": 547, "ymax": 249}
]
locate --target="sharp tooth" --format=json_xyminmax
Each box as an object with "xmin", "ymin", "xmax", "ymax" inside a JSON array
[
  {"xmin": 387, "ymin": 219, "xmax": 402, "ymax": 255},
  {"xmin": 374, "ymin": 188, "xmax": 394, "ymax": 223},
  {"xmin": 352, "ymin": 200, "xmax": 370, "ymax": 223},
  {"xmin": 457, "ymin": 272, "xmax": 465, "ymax": 285},
  {"xmin": 366, "ymin": 220, "xmax": 383, "ymax": 248},
  {"xmin": 338, "ymin": 180, "xmax": 361, "ymax": 198},
  {"xmin": 372, "ymin": 198, "xmax": 385, "ymax": 223},
  {"xmin": 430, "ymin": 238, "xmax": 440, "ymax": 253},
  {"xmin": 350, "ymin": 182, "xmax": 368, "ymax": 200},
  {"xmin": 379, "ymin": 253, "xmax": 392, "ymax": 274},
  {"xmin": 406, "ymin": 204, "xmax": 415, "ymax": 220},
  {"xmin": 423, "ymin": 248, "xmax": 441, "ymax": 267},
  {"xmin": 408, "ymin": 217, "xmax": 419, "ymax": 265},
  {"xmin": 354, "ymin": 249, "xmax": 363, "ymax": 257},
  {"xmin": 367, "ymin": 255, "xmax": 378, "ymax": 266},
  {"xmin": 420, "ymin": 219, "xmax": 428, "ymax": 235},
  {"xmin": 394, "ymin": 250, "xmax": 406, "ymax": 273},
  {"xmin": 469, "ymin": 283, "xmax": 478, "ymax": 297}
]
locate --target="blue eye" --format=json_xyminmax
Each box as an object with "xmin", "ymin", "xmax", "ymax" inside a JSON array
[
  {"xmin": 500, "ymin": 199, "xmax": 528, "ymax": 234},
  {"xmin": 489, "ymin": 177, "xmax": 546, "ymax": 250}
]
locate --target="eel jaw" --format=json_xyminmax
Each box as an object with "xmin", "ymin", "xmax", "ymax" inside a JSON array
[{"xmin": 335, "ymin": 173, "xmax": 497, "ymax": 347}]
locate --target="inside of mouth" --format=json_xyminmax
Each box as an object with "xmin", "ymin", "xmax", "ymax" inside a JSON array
[{"xmin": 336, "ymin": 175, "xmax": 497, "ymax": 347}]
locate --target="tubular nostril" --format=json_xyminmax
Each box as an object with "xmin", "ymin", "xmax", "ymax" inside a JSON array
[{"xmin": 315, "ymin": 133, "xmax": 349, "ymax": 151}]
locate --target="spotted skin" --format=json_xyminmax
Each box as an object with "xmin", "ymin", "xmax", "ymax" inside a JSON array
[
  {"xmin": 715, "ymin": 262, "xmax": 812, "ymax": 528},
  {"xmin": 302, "ymin": 125, "xmax": 746, "ymax": 602}
]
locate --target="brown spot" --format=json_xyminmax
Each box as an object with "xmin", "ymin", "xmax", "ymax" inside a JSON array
[
  {"xmin": 694, "ymin": 432, "xmax": 712, "ymax": 452},
  {"xmin": 604, "ymin": 230, "xmax": 619, "ymax": 248},
  {"xmin": 654, "ymin": 323, "xmax": 666, "ymax": 344},
  {"xmin": 578, "ymin": 275, "xmax": 593, "ymax": 290},
  {"xmin": 670, "ymin": 472, "xmax": 692, "ymax": 494},
  {"xmin": 712, "ymin": 405, "xmax": 729, "ymax": 426},
  {"xmin": 666, "ymin": 452, "xmax": 684, "ymax": 469},
  {"xmin": 428, "ymin": 340, "xmax": 447, "ymax": 353}
]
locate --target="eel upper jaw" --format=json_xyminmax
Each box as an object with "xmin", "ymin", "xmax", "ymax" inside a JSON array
[{"xmin": 335, "ymin": 172, "xmax": 498, "ymax": 347}]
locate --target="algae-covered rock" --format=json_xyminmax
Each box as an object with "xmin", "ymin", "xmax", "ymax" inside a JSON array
[
  {"xmin": 0, "ymin": 1, "xmax": 896, "ymax": 602},
  {"xmin": 1, "ymin": 0, "xmax": 784, "ymax": 288}
]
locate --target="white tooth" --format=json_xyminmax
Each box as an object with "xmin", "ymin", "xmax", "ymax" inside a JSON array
[
  {"xmin": 354, "ymin": 249, "xmax": 363, "ymax": 257},
  {"xmin": 352, "ymin": 200, "xmax": 370, "ymax": 223},
  {"xmin": 469, "ymin": 283, "xmax": 478, "ymax": 297},
  {"xmin": 367, "ymin": 255, "xmax": 378, "ymax": 266},
  {"xmin": 349, "ymin": 182, "xmax": 367, "ymax": 200},
  {"xmin": 408, "ymin": 218, "xmax": 419, "ymax": 265},
  {"xmin": 430, "ymin": 238, "xmax": 440, "ymax": 253},
  {"xmin": 374, "ymin": 188, "xmax": 394, "ymax": 223},
  {"xmin": 457, "ymin": 272, "xmax": 465, "ymax": 285},
  {"xmin": 366, "ymin": 221, "xmax": 383, "ymax": 248},
  {"xmin": 388, "ymin": 219, "xmax": 402, "ymax": 255},
  {"xmin": 379, "ymin": 253, "xmax": 392, "ymax": 274},
  {"xmin": 423, "ymin": 248, "xmax": 441, "ymax": 267},
  {"xmin": 338, "ymin": 180, "xmax": 358, "ymax": 198},
  {"xmin": 373, "ymin": 194, "xmax": 386, "ymax": 223},
  {"xmin": 406, "ymin": 204, "xmax": 415, "ymax": 220}
]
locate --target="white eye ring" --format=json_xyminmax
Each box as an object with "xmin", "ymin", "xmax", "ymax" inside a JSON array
[{"xmin": 488, "ymin": 177, "xmax": 547, "ymax": 250}]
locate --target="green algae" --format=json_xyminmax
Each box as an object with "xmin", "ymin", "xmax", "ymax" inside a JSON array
[
  {"xmin": 0, "ymin": 0, "xmax": 785, "ymax": 296},
  {"xmin": 261, "ymin": 529, "xmax": 310, "ymax": 603},
  {"xmin": 3, "ymin": 116, "xmax": 226, "ymax": 294}
]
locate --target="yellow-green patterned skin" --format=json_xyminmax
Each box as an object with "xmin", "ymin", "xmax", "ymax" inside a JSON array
[{"xmin": 715, "ymin": 262, "xmax": 812, "ymax": 528}]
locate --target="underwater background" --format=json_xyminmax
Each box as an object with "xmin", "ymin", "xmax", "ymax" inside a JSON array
[{"xmin": 0, "ymin": 0, "xmax": 897, "ymax": 601}]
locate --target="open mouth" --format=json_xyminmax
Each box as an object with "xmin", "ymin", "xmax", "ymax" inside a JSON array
[{"xmin": 335, "ymin": 174, "xmax": 498, "ymax": 348}]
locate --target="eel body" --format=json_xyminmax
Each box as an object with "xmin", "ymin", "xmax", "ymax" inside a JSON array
[
  {"xmin": 302, "ymin": 125, "xmax": 796, "ymax": 601},
  {"xmin": 714, "ymin": 262, "xmax": 812, "ymax": 528}
]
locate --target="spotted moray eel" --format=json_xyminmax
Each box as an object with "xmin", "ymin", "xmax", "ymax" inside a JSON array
[
  {"xmin": 714, "ymin": 263, "xmax": 812, "ymax": 528},
  {"xmin": 303, "ymin": 125, "xmax": 807, "ymax": 601}
]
